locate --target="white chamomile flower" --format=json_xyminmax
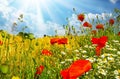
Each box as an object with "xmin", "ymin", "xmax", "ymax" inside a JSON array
[
  {"xmin": 84, "ymin": 45, "xmax": 89, "ymax": 48},
  {"xmin": 114, "ymin": 70, "xmax": 119, "ymax": 75},
  {"xmin": 61, "ymin": 51, "xmax": 66, "ymax": 55},
  {"xmin": 112, "ymin": 40, "xmax": 119, "ymax": 43},
  {"xmin": 89, "ymin": 46, "xmax": 94, "ymax": 49},
  {"xmin": 86, "ymin": 57, "xmax": 95, "ymax": 63},
  {"xmin": 115, "ymin": 76, "xmax": 120, "ymax": 79},
  {"xmin": 82, "ymin": 50, "xmax": 87, "ymax": 53},
  {"xmin": 98, "ymin": 69, "xmax": 107, "ymax": 75},
  {"xmin": 117, "ymin": 51, "xmax": 120, "ymax": 55},
  {"xmin": 107, "ymin": 56, "xmax": 114, "ymax": 61},
  {"xmin": 74, "ymin": 49, "xmax": 79, "ymax": 52},
  {"xmin": 65, "ymin": 59, "xmax": 73, "ymax": 62},
  {"xmin": 60, "ymin": 61, "xmax": 66, "ymax": 64}
]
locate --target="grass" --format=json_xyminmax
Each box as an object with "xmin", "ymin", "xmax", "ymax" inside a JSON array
[{"xmin": 0, "ymin": 10, "xmax": 120, "ymax": 79}]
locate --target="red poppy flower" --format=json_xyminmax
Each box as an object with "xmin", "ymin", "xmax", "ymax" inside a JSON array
[
  {"xmin": 109, "ymin": 18, "xmax": 114, "ymax": 25},
  {"xmin": 58, "ymin": 38, "xmax": 68, "ymax": 44},
  {"xmin": 42, "ymin": 49, "xmax": 52, "ymax": 56},
  {"xmin": 91, "ymin": 30, "xmax": 97, "ymax": 34},
  {"xmin": 60, "ymin": 60, "xmax": 92, "ymax": 79},
  {"xmin": 96, "ymin": 24, "xmax": 104, "ymax": 30},
  {"xmin": 83, "ymin": 22, "xmax": 92, "ymax": 28},
  {"xmin": 77, "ymin": 14, "xmax": 85, "ymax": 22},
  {"xmin": 35, "ymin": 65, "xmax": 44, "ymax": 78},
  {"xmin": 0, "ymin": 40, "xmax": 3, "ymax": 45},
  {"xmin": 60, "ymin": 68, "xmax": 69, "ymax": 79},
  {"xmin": 91, "ymin": 36, "xmax": 108, "ymax": 56},
  {"xmin": 118, "ymin": 32, "xmax": 120, "ymax": 36},
  {"xmin": 92, "ymin": 36, "xmax": 108, "ymax": 47},
  {"xmin": 50, "ymin": 38, "xmax": 59, "ymax": 45}
]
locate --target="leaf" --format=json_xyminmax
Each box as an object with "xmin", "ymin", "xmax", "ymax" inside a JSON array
[
  {"xmin": 0, "ymin": 64, "xmax": 9, "ymax": 74},
  {"xmin": 32, "ymin": 58, "xmax": 37, "ymax": 65}
]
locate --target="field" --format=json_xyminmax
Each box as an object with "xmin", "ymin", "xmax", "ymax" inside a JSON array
[{"xmin": 0, "ymin": 9, "xmax": 120, "ymax": 79}]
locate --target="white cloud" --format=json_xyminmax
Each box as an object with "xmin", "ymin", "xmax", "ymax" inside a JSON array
[
  {"xmin": 0, "ymin": 0, "xmax": 65, "ymax": 37},
  {"xmin": 86, "ymin": 13, "xmax": 112, "ymax": 21},
  {"xmin": 110, "ymin": 0, "xmax": 118, "ymax": 4},
  {"xmin": 0, "ymin": 0, "xmax": 114, "ymax": 37}
]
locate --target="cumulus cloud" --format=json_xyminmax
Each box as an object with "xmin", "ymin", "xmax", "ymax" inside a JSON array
[
  {"xmin": 110, "ymin": 0, "xmax": 118, "ymax": 4},
  {"xmin": 85, "ymin": 13, "xmax": 113, "ymax": 21},
  {"xmin": 0, "ymin": 0, "xmax": 65, "ymax": 37}
]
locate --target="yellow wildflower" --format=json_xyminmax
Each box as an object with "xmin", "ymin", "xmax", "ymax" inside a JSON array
[{"xmin": 12, "ymin": 76, "xmax": 20, "ymax": 79}]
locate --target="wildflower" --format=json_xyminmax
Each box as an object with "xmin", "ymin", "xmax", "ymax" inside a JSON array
[
  {"xmin": 91, "ymin": 30, "xmax": 97, "ymax": 35},
  {"xmin": 98, "ymin": 69, "xmax": 107, "ymax": 76},
  {"xmin": 91, "ymin": 36, "xmax": 108, "ymax": 47},
  {"xmin": 96, "ymin": 24, "xmax": 104, "ymax": 30},
  {"xmin": 112, "ymin": 48, "xmax": 117, "ymax": 51},
  {"xmin": 81, "ymin": 50, "xmax": 87, "ymax": 53},
  {"xmin": 35, "ymin": 65, "xmax": 44, "ymax": 78},
  {"xmin": 60, "ymin": 60, "xmax": 92, "ymax": 79},
  {"xmin": 50, "ymin": 38, "xmax": 68, "ymax": 45},
  {"xmin": 60, "ymin": 61, "xmax": 66, "ymax": 64},
  {"xmin": 0, "ymin": 40, "xmax": 3, "ymax": 45},
  {"xmin": 58, "ymin": 38, "xmax": 68, "ymax": 44},
  {"xmin": 83, "ymin": 22, "xmax": 92, "ymax": 28},
  {"xmin": 61, "ymin": 51, "xmax": 66, "ymax": 55},
  {"xmin": 86, "ymin": 57, "xmax": 96, "ymax": 63},
  {"xmin": 13, "ymin": 22, "xmax": 17, "ymax": 27},
  {"xmin": 89, "ymin": 46, "xmax": 94, "ymax": 49},
  {"xmin": 50, "ymin": 38, "xmax": 59, "ymax": 45},
  {"xmin": 77, "ymin": 14, "xmax": 85, "ymax": 22},
  {"xmin": 74, "ymin": 49, "xmax": 79, "ymax": 53},
  {"xmin": 107, "ymin": 56, "xmax": 114, "ymax": 61},
  {"xmin": 91, "ymin": 36, "xmax": 108, "ymax": 56},
  {"xmin": 84, "ymin": 45, "xmax": 89, "ymax": 48},
  {"xmin": 115, "ymin": 76, "xmax": 120, "ymax": 79},
  {"xmin": 114, "ymin": 70, "xmax": 119, "ymax": 75},
  {"xmin": 12, "ymin": 76, "xmax": 20, "ymax": 79},
  {"xmin": 117, "ymin": 51, "xmax": 120, "ymax": 55},
  {"xmin": 42, "ymin": 49, "xmax": 52, "ymax": 56},
  {"xmin": 112, "ymin": 40, "xmax": 119, "ymax": 43},
  {"xmin": 101, "ymin": 54, "xmax": 105, "ymax": 58},
  {"xmin": 102, "ymin": 58, "xmax": 107, "ymax": 63},
  {"xmin": 109, "ymin": 18, "xmax": 114, "ymax": 25},
  {"xmin": 65, "ymin": 59, "xmax": 73, "ymax": 62},
  {"xmin": 118, "ymin": 32, "xmax": 120, "ymax": 36}
]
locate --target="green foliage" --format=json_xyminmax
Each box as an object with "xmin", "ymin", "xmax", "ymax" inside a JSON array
[{"xmin": 17, "ymin": 32, "xmax": 35, "ymax": 40}]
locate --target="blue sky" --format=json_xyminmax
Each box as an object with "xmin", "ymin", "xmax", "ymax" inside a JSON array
[{"xmin": 0, "ymin": 0, "xmax": 120, "ymax": 37}]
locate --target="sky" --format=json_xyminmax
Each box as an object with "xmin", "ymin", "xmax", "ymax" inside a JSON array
[{"xmin": 0, "ymin": 0, "xmax": 120, "ymax": 37}]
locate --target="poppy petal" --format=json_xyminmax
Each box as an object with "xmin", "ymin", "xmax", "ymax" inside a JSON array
[
  {"xmin": 42, "ymin": 49, "xmax": 52, "ymax": 56},
  {"xmin": 58, "ymin": 38, "xmax": 68, "ymax": 44},
  {"xmin": 99, "ymin": 36, "xmax": 108, "ymax": 47},
  {"xmin": 77, "ymin": 14, "xmax": 85, "ymax": 22},
  {"xmin": 50, "ymin": 38, "xmax": 59, "ymax": 45},
  {"xmin": 60, "ymin": 68, "xmax": 69, "ymax": 79},
  {"xmin": 69, "ymin": 60, "xmax": 92, "ymax": 78},
  {"xmin": 109, "ymin": 18, "xmax": 114, "ymax": 25},
  {"xmin": 91, "ymin": 37, "xmax": 99, "ymax": 44}
]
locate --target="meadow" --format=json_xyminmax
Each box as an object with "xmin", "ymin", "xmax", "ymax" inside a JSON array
[{"xmin": 0, "ymin": 8, "xmax": 120, "ymax": 79}]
